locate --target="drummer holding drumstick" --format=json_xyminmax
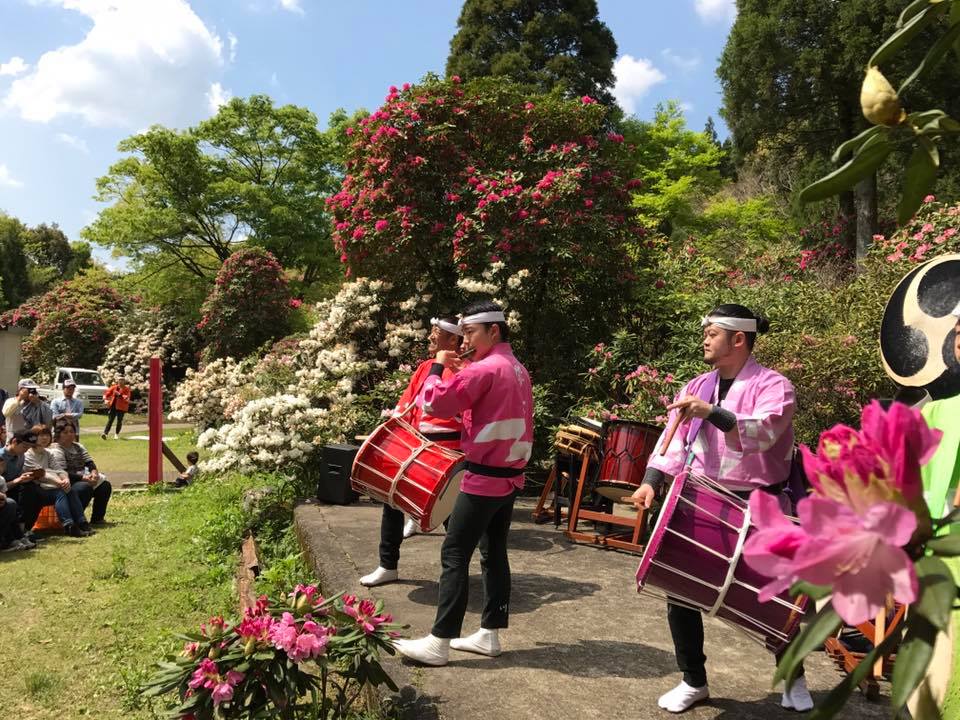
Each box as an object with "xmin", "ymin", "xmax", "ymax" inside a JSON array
[
  {"xmin": 359, "ymin": 316, "xmax": 465, "ymax": 588},
  {"xmin": 630, "ymin": 304, "xmax": 812, "ymax": 714},
  {"xmin": 395, "ymin": 300, "xmax": 533, "ymax": 666}
]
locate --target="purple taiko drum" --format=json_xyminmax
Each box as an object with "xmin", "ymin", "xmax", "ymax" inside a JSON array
[{"xmin": 635, "ymin": 471, "xmax": 808, "ymax": 654}]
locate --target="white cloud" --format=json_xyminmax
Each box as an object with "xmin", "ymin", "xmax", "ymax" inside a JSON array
[
  {"xmin": 278, "ymin": 0, "xmax": 304, "ymax": 14},
  {"xmin": 694, "ymin": 0, "xmax": 736, "ymax": 23},
  {"xmin": 679, "ymin": 101, "xmax": 695, "ymax": 114},
  {"xmin": 5, "ymin": 0, "xmax": 226, "ymax": 128},
  {"xmin": 56, "ymin": 132, "xmax": 90, "ymax": 153},
  {"xmin": 0, "ymin": 164, "xmax": 23, "ymax": 188},
  {"xmin": 662, "ymin": 48, "xmax": 700, "ymax": 72},
  {"xmin": 228, "ymin": 32, "xmax": 238, "ymax": 62},
  {"xmin": 0, "ymin": 57, "xmax": 29, "ymax": 76},
  {"xmin": 612, "ymin": 55, "xmax": 666, "ymax": 115},
  {"xmin": 206, "ymin": 81, "xmax": 232, "ymax": 114}
]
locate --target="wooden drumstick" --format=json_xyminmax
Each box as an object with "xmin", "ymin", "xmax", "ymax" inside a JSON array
[
  {"xmin": 458, "ymin": 347, "xmax": 476, "ymax": 359},
  {"xmin": 659, "ymin": 410, "xmax": 686, "ymax": 456}
]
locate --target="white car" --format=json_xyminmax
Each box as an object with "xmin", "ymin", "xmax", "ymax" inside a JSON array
[{"xmin": 39, "ymin": 367, "xmax": 109, "ymax": 412}]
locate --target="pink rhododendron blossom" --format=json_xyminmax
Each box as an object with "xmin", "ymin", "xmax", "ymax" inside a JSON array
[
  {"xmin": 342, "ymin": 598, "xmax": 393, "ymax": 634},
  {"xmin": 744, "ymin": 493, "xmax": 918, "ymax": 625},
  {"xmin": 374, "ymin": 219, "xmax": 389, "ymax": 232},
  {"xmin": 581, "ymin": 95, "xmax": 597, "ymax": 104},
  {"xmin": 268, "ymin": 612, "xmax": 334, "ymax": 662},
  {"xmin": 924, "ymin": 194, "xmax": 936, "ymax": 203}
]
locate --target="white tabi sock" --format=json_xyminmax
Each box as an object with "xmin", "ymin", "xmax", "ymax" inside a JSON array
[
  {"xmin": 657, "ymin": 680, "xmax": 709, "ymax": 713},
  {"xmin": 394, "ymin": 634, "xmax": 449, "ymax": 666},
  {"xmin": 781, "ymin": 676, "xmax": 813, "ymax": 712},
  {"xmin": 450, "ymin": 628, "xmax": 502, "ymax": 657},
  {"xmin": 402, "ymin": 517, "xmax": 418, "ymax": 538},
  {"xmin": 359, "ymin": 566, "xmax": 399, "ymax": 587}
]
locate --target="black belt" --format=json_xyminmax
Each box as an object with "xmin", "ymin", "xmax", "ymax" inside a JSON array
[
  {"xmin": 733, "ymin": 481, "xmax": 784, "ymax": 501},
  {"xmin": 465, "ymin": 461, "xmax": 526, "ymax": 478},
  {"xmin": 423, "ymin": 431, "xmax": 461, "ymax": 442}
]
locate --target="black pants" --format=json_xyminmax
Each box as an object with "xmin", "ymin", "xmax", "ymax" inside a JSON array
[
  {"xmin": 379, "ymin": 505, "xmax": 405, "ymax": 570},
  {"xmin": 103, "ymin": 407, "xmax": 125, "ymax": 435},
  {"xmin": 0, "ymin": 498, "xmax": 25, "ymax": 544},
  {"xmin": 432, "ymin": 490, "xmax": 516, "ymax": 638},
  {"xmin": 667, "ymin": 602, "xmax": 804, "ymax": 687},
  {"xmin": 72, "ymin": 479, "xmax": 112, "ymax": 522},
  {"xmin": 9, "ymin": 483, "xmax": 43, "ymax": 531}
]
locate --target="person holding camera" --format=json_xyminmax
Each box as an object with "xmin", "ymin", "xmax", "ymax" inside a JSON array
[
  {"xmin": 101, "ymin": 376, "xmax": 131, "ymax": 440},
  {"xmin": 3, "ymin": 379, "xmax": 37, "ymax": 435},
  {"xmin": 22, "ymin": 384, "xmax": 53, "ymax": 429}
]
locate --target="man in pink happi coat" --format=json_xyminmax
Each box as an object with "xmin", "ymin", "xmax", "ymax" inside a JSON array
[
  {"xmin": 631, "ymin": 303, "xmax": 813, "ymax": 714},
  {"xmin": 395, "ymin": 300, "xmax": 533, "ymax": 666}
]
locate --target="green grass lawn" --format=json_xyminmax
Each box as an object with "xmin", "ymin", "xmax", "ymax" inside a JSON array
[
  {"xmin": 77, "ymin": 431, "xmax": 197, "ymax": 476},
  {"xmin": 0, "ymin": 485, "xmax": 240, "ymax": 719}
]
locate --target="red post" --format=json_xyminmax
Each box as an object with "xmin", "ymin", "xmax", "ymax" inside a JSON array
[{"xmin": 148, "ymin": 357, "xmax": 163, "ymax": 485}]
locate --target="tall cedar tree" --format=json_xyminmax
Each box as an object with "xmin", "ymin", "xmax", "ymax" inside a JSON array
[
  {"xmin": 718, "ymin": 0, "xmax": 960, "ymax": 260},
  {"xmin": 446, "ymin": 0, "xmax": 618, "ymax": 105}
]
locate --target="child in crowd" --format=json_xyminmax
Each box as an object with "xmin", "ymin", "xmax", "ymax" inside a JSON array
[{"xmin": 175, "ymin": 451, "xmax": 199, "ymax": 488}]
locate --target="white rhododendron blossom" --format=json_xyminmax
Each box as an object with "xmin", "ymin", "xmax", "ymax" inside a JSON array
[
  {"xmin": 456, "ymin": 277, "xmax": 499, "ymax": 295},
  {"xmin": 197, "ymin": 394, "xmax": 330, "ymax": 476},
  {"xmin": 99, "ymin": 311, "xmax": 193, "ymax": 394},
  {"xmin": 169, "ymin": 357, "xmax": 247, "ymax": 430}
]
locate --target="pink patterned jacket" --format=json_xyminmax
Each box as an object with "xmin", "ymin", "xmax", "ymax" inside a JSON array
[
  {"xmin": 421, "ymin": 343, "xmax": 533, "ymax": 497},
  {"xmin": 647, "ymin": 356, "xmax": 795, "ymax": 492}
]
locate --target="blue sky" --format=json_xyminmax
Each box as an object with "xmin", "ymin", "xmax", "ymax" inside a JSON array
[{"xmin": 0, "ymin": 0, "xmax": 736, "ymax": 268}]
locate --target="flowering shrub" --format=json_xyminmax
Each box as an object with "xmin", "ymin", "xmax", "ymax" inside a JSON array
[
  {"xmin": 169, "ymin": 358, "xmax": 249, "ymax": 431},
  {"xmin": 199, "ymin": 248, "xmax": 292, "ymax": 362},
  {"xmin": 329, "ymin": 76, "xmax": 647, "ymax": 379},
  {"xmin": 142, "ymin": 586, "xmax": 401, "ymax": 719},
  {"xmin": 99, "ymin": 309, "xmax": 196, "ymax": 395},
  {"xmin": 197, "ymin": 394, "xmax": 330, "ymax": 476},
  {"xmin": 576, "ymin": 334, "xmax": 685, "ymax": 425},
  {"xmin": 0, "ymin": 269, "xmax": 130, "ymax": 376},
  {"xmin": 873, "ymin": 196, "xmax": 960, "ymax": 266},
  {"xmin": 744, "ymin": 401, "xmax": 958, "ymax": 719}
]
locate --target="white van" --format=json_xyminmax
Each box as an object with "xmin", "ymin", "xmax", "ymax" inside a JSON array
[{"xmin": 39, "ymin": 367, "xmax": 109, "ymax": 412}]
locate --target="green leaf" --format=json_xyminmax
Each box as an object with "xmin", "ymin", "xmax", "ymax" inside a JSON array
[
  {"xmin": 790, "ymin": 580, "xmax": 833, "ymax": 600},
  {"xmin": 800, "ymin": 139, "xmax": 893, "ymax": 204},
  {"xmin": 774, "ymin": 604, "xmax": 842, "ymax": 687},
  {"xmin": 914, "ymin": 555, "xmax": 957, "ymax": 630},
  {"xmin": 831, "ymin": 126, "xmax": 883, "ymax": 163},
  {"xmin": 928, "ymin": 533, "xmax": 960, "ymax": 556},
  {"xmin": 898, "ymin": 139, "xmax": 940, "ymax": 224},
  {"xmin": 808, "ymin": 626, "xmax": 903, "ymax": 719},
  {"xmin": 899, "ymin": 19, "xmax": 960, "ymax": 93},
  {"xmin": 891, "ymin": 614, "xmax": 939, "ymax": 710},
  {"xmin": 900, "ymin": 0, "xmax": 937, "ymax": 27},
  {"xmin": 871, "ymin": 3, "xmax": 947, "ymax": 67}
]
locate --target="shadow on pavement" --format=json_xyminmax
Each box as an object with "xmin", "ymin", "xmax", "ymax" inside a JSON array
[{"xmin": 404, "ymin": 572, "xmax": 603, "ymax": 614}]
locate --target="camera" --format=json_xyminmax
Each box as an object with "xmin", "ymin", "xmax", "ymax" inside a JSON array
[{"xmin": 27, "ymin": 388, "xmax": 38, "ymax": 396}]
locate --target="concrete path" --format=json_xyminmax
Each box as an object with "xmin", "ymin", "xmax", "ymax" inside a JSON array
[{"xmin": 294, "ymin": 497, "xmax": 890, "ymax": 720}]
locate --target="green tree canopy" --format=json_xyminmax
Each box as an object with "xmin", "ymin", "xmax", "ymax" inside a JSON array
[
  {"xmin": 20, "ymin": 223, "xmax": 91, "ymax": 292},
  {"xmin": 622, "ymin": 102, "xmax": 726, "ymax": 237},
  {"xmin": 446, "ymin": 0, "xmax": 618, "ymax": 105},
  {"xmin": 0, "ymin": 213, "xmax": 30, "ymax": 309},
  {"xmin": 717, "ymin": 0, "xmax": 960, "ymax": 257},
  {"xmin": 83, "ymin": 95, "xmax": 343, "ymax": 285}
]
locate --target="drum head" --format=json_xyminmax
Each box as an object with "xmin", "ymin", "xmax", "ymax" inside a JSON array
[
  {"xmin": 594, "ymin": 482, "xmax": 637, "ymax": 503},
  {"xmin": 424, "ymin": 464, "xmax": 464, "ymax": 532},
  {"xmin": 880, "ymin": 253, "xmax": 960, "ymax": 400}
]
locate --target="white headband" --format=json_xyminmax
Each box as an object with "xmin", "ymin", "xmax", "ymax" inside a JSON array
[
  {"xmin": 460, "ymin": 311, "xmax": 506, "ymax": 326},
  {"xmin": 701, "ymin": 315, "xmax": 758, "ymax": 333},
  {"xmin": 431, "ymin": 317, "xmax": 463, "ymax": 336},
  {"xmin": 952, "ymin": 301, "xmax": 960, "ymax": 318}
]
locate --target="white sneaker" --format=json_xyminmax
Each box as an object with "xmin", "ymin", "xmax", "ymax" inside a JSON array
[
  {"xmin": 450, "ymin": 628, "xmax": 502, "ymax": 657},
  {"xmin": 359, "ymin": 566, "xmax": 399, "ymax": 587},
  {"xmin": 2, "ymin": 539, "xmax": 29, "ymax": 552},
  {"xmin": 781, "ymin": 676, "xmax": 813, "ymax": 712},
  {"xmin": 394, "ymin": 634, "xmax": 449, "ymax": 666},
  {"xmin": 657, "ymin": 681, "xmax": 709, "ymax": 713},
  {"xmin": 402, "ymin": 517, "xmax": 418, "ymax": 538},
  {"xmin": 114, "ymin": 433, "xmax": 120, "ymax": 440}
]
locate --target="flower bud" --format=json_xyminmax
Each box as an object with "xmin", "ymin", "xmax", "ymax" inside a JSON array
[
  {"xmin": 861, "ymin": 67, "xmax": 904, "ymax": 126},
  {"xmin": 244, "ymin": 637, "xmax": 256, "ymax": 656},
  {"xmin": 295, "ymin": 594, "xmax": 310, "ymax": 613},
  {"xmin": 207, "ymin": 646, "xmax": 220, "ymax": 660}
]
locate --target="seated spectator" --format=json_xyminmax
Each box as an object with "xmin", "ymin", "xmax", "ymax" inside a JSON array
[
  {"xmin": 52, "ymin": 419, "xmax": 111, "ymax": 524},
  {"xmin": 23, "ymin": 425, "xmax": 92, "ymax": 537},
  {"xmin": 3, "ymin": 379, "xmax": 35, "ymax": 435},
  {"xmin": 175, "ymin": 451, "xmax": 200, "ymax": 488},
  {"xmin": 0, "ymin": 454, "xmax": 36, "ymax": 552},
  {"xmin": 51, "ymin": 380, "xmax": 84, "ymax": 432},
  {"xmin": 22, "ymin": 385, "xmax": 53, "ymax": 429},
  {"xmin": 0, "ymin": 429, "xmax": 43, "ymax": 543}
]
